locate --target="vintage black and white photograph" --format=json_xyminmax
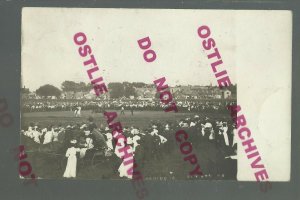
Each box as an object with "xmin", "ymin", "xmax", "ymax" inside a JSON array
[{"xmin": 20, "ymin": 8, "xmax": 291, "ymax": 181}]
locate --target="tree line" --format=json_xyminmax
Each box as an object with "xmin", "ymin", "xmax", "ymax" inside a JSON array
[
  {"xmin": 22, "ymin": 81, "xmax": 237, "ymax": 99},
  {"xmin": 23, "ymin": 81, "xmax": 155, "ymax": 99}
]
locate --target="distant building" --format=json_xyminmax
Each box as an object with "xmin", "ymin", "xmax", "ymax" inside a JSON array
[
  {"xmin": 171, "ymin": 85, "xmax": 226, "ymax": 100},
  {"xmin": 135, "ymin": 87, "xmax": 156, "ymax": 99},
  {"xmin": 28, "ymin": 92, "xmax": 38, "ymax": 99},
  {"xmin": 61, "ymin": 91, "xmax": 74, "ymax": 99},
  {"xmin": 170, "ymin": 87, "xmax": 181, "ymax": 94},
  {"xmin": 60, "ymin": 90, "xmax": 109, "ymax": 100}
]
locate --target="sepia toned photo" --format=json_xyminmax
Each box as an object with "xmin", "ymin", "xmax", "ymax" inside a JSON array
[{"xmin": 21, "ymin": 8, "xmax": 291, "ymax": 182}]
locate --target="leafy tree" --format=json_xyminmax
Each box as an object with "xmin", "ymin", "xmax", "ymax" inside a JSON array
[
  {"xmin": 36, "ymin": 84, "xmax": 61, "ymax": 98},
  {"xmin": 61, "ymin": 81, "xmax": 77, "ymax": 92},
  {"xmin": 61, "ymin": 81, "xmax": 90, "ymax": 92},
  {"xmin": 132, "ymin": 82, "xmax": 146, "ymax": 88},
  {"xmin": 108, "ymin": 82, "xmax": 124, "ymax": 98},
  {"xmin": 124, "ymin": 85, "xmax": 136, "ymax": 98},
  {"xmin": 122, "ymin": 81, "xmax": 130, "ymax": 87},
  {"xmin": 78, "ymin": 82, "xmax": 87, "ymax": 91},
  {"xmin": 85, "ymin": 83, "xmax": 93, "ymax": 91}
]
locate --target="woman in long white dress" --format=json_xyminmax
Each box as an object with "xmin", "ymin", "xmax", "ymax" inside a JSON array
[
  {"xmin": 105, "ymin": 132, "xmax": 113, "ymax": 150},
  {"xmin": 63, "ymin": 141, "xmax": 80, "ymax": 178},
  {"xmin": 43, "ymin": 128, "xmax": 53, "ymax": 144}
]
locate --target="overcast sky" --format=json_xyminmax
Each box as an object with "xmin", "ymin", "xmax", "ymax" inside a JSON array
[{"xmin": 22, "ymin": 8, "xmax": 238, "ymax": 91}]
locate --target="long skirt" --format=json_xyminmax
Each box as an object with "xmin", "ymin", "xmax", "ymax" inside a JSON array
[{"xmin": 63, "ymin": 155, "xmax": 77, "ymax": 178}]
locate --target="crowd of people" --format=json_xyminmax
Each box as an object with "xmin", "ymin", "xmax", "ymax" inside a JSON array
[
  {"xmin": 21, "ymin": 110, "xmax": 237, "ymax": 179},
  {"xmin": 22, "ymin": 99, "xmax": 236, "ymax": 114}
]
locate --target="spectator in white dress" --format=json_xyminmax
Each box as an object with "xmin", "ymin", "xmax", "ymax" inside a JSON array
[
  {"xmin": 105, "ymin": 132, "xmax": 113, "ymax": 150},
  {"xmin": 43, "ymin": 127, "xmax": 54, "ymax": 144},
  {"xmin": 63, "ymin": 140, "xmax": 80, "ymax": 178},
  {"xmin": 32, "ymin": 128, "xmax": 42, "ymax": 143},
  {"xmin": 52, "ymin": 128, "xmax": 59, "ymax": 142}
]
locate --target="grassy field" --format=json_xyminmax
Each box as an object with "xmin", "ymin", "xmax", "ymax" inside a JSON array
[{"xmin": 22, "ymin": 109, "xmax": 229, "ymax": 130}]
